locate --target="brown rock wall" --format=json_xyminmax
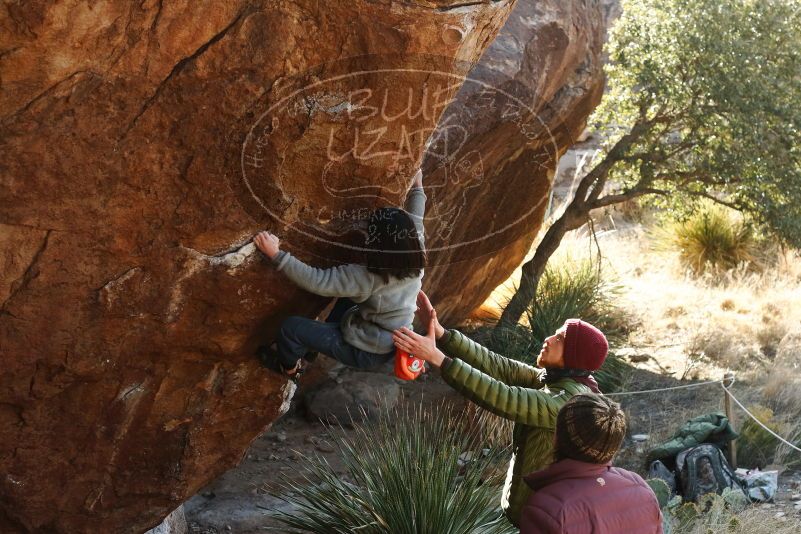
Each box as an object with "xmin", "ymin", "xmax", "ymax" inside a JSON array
[
  {"xmin": 0, "ymin": 1, "xmax": 611, "ymax": 531},
  {"xmin": 421, "ymin": 0, "xmax": 609, "ymax": 320},
  {"xmin": 0, "ymin": 1, "xmax": 516, "ymax": 532}
]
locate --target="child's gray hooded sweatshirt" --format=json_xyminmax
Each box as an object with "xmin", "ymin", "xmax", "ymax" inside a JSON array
[{"xmin": 271, "ymin": 187, "xmax": 425, "ymax": 354}]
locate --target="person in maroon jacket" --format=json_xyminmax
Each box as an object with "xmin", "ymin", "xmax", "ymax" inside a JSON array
[{"xmin": 520, "ymin": 394, "xmax": 663, "ymax": 534}]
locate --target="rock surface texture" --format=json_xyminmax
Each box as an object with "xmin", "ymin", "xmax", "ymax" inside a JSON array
[
  {"xmin": 304, "ymin": 368, "xmax": 402, "ymax": 425},
  {"xmin": 0, "ymin": 0, "xmax": 609, "ymax": 532},
  {"xmin": 0, "ymin": 1, "xmax": 515, "ymax": 532},
  {"xmin": 144, "ymin": 506, "xmax": 187, "ymax": 534},
  {"xmin": 421, "ymin": 0, "xmax": 610, "ymax": 319}
]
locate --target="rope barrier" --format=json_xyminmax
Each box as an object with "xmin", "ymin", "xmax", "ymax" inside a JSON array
[
  {"xmin": 721, "ymin": 381, "xmax": 801, "ymax": 454},
  {"xmin": 601, "ymin": 373, "xmax": 801, "ymax": 455},
  {"xmin": 605, "ymin": 379, "xmax": 722, "ymax": 397}
]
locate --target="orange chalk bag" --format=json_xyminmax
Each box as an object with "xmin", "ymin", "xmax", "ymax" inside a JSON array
[{"xmin": 394, "ymin": 348, "xmax": 426, "ymax": 380}]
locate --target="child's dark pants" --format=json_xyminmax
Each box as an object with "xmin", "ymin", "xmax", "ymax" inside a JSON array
[{"xmin": 276, "ymin": 298, "xmax": 394, "ymax": 369}]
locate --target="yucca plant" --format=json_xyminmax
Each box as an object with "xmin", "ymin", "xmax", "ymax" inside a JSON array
[
  {"xmin": 485, "ymin": 259, "xmax": 632, "ymax": 393},
  {"xmin": 665, "ymin": 206, "xmax": 757, "ymax": 274},
  {"xmin": 525, "ymin": 259, "xmax": 625, "ymax": 348},
  {"xmin": 269, "ymin": 405, "xmax": 515, "ymax": 534},
  {"xmin": 735, "ymin": 404, "xmax": 784, "ymax": 469}
]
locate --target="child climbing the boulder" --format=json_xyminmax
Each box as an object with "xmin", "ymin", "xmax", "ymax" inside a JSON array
[{"xmin": 253, "ymin": 169, "xmax": 426, "ymax": 380}]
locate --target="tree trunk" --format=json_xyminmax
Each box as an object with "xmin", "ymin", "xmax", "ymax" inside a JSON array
[
  {"xmin": 491, "ymin": 122, "xmax": 653, "ymax": 334},
  {"xmin": 494, "ymin": 207, "xmax": 587, "ymax": 334}
]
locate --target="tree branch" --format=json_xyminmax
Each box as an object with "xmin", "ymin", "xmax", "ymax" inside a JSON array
[
  {"xmin": 590, "ymin": 187, "xmax": 669, "ymax": 208},
  {"xmin": 582, "ymin": 120, "xmax": 657, "ymax": 205},
  {"xmin": 683, "ymin": 190, "xmax": 743, "ymax": 210}
]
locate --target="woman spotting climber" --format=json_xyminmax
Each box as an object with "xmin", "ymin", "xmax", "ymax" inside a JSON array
[{"xmin": 252, "ymin": 169, "xmax": 426, "ymax": 380}]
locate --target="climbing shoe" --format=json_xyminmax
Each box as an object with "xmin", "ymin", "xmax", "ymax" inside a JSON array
[{"xmin": 256, "ymin": 344, "xmax": 304, "ymax": 383}]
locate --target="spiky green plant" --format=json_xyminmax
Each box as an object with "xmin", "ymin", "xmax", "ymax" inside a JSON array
[
  {"xmin": 525, "ymin": 259, "xmax": 626, "ymax": 348},
  {"xmin": 647, "ymin": 478, "xmax": 672, "ymax": 508},
  {"xmin": 674, "ymin": 502, "xmax": 701, "ymax": 528},
  {"xmin": 664, "ymin": 206, "xmax": 757, "ymax": 274},
  {"xmin": 269, "ymin": 405, "xmax": 515, "ymax": 534},
  {"xmin": 735, "ymin": 404, "xmax": 784, "ymax": 469},
  {"xmin": 486, "ymin": 259, "xmax": 632, "ymax": 393},
  {"xmin": 594, "ymin": 351, "xmax": 631, "ymax": 394}
]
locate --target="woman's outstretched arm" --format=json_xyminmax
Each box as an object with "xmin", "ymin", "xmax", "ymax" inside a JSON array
[{"xmin": 406, "ymin": 291, "xmax": 543, "ymax": 387}]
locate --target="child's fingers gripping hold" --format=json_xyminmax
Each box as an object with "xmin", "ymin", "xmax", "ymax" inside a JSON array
[
  {"xmin": 412, "ymin": 168, "xmax": 423, "ymax": 188},
  {"xmin": 253, "ymin": 231, "xmax": 281, "ymax": 259}
]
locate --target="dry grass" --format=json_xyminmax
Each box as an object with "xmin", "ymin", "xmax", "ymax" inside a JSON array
[
  {"xmin": 761, "ymin": 367, "xmax": 801, "ymax": 469},
  {"xmin": 582, "ymin": 226, "xmax": 801, "ymax": 473},
  {"xmin": 583, "ymin": 226, "xmax": 798, "ymax": 376},
  {"xmin": 480, "ymin": 218, "xmax": 801, "ymax": 475},
  {"xmin": 482, "ymin": 225, "xmax": 801, "ymax": 377},
  {"xmin": 672, "ymin": 499, "xmax": 801, "ymax": 533},
  {"xmin": 656, "ymin": 205, "xmax": 759, "ymax": 274}
]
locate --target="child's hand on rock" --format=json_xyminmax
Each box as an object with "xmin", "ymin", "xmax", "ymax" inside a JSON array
[{"xmin": 253, "ymin": 231, "xmax": 281, "ymax": 260}]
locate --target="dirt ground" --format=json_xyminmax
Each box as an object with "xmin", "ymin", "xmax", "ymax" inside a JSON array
[{"xmin": 184, "ymin": 370, "xmax": 462, "ymax": 533}]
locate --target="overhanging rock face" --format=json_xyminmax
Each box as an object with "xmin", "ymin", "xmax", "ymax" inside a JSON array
[
  {"xmin": 0, "ymin": 1, "xmax": 517, "ymax": 532},
  {"xmin": 0, "ymin": 0, "xmax": 612, "ymax": 531},
  {"xmin": 421, "ymin": 0, "xmax": 609, "ymax": 320}
]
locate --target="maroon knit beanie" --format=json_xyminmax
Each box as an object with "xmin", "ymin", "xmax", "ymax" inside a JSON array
[{"xmin": 563, "ymin": 319, "xmax": 608, "ymax": 371}]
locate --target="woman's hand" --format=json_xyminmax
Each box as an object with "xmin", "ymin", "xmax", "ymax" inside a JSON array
[
  {"xmin": 393, "ymin": 311, "xmax": 447, "ymax": 367},
  {"xmin": 253, "ymin": 231, "xmax": 281, "ymax": 260},
  {"xmin": 415, "ymin": 291, "xmax": 445, "ymax": 339}
]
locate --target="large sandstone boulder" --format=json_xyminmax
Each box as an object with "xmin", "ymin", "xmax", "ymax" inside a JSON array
[
  {"xmin": 421, "ymin": 0, "xmax": 610, "ymax": 319},
  {"xmin": 1, "ymin": 0, "xmax": 610, "ymax": 531},
  {"xmin": 0, "ymin": 1, "xmax": 517, "ymax": 532}
]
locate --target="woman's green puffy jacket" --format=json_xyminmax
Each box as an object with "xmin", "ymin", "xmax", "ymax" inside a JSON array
[{"xmin": 438, "ymin": 329, "xmax": 593, "ymax": 527}]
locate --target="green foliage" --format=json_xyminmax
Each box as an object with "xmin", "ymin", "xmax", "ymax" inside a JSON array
[
  {"xmin": 270, "ymin": 405, "xmax": 515, "ymax": 534},
  {"xmin": 673, "ymin": 501, "xmax": 701, "ymax": 528},
  {"xmin": 528, "ymin": 260, "xmax": 631, "ymax": 392},
  {"xmin": 647, "ymin": 477, "xmax": 672, "ymax": 508},
  {"xmin": 663, "ymin": 205, "xmax": 757, "ymax": 273},
  {"xmin": 736, "ymin": 404, "xmax": 783, "ymax": 469},
  {"xmin": 488, "ymin": 259, "xmax": 632, "ymax": 392},
  {"xmin": 525, "ymin": 260, "xmax": 626, "ymax": 349},
  {"xmin": 720, "ymin": 487, "xmax": 749, "ymax": 511},
  {"xmin": 594, "ymin": 351, "xmax": 631, "ymax": 394},
  {"xmin": 592, "ymin": 0, "xmax": 801, "ymax": 248},
  {"xmin": 662, "ymin": 491, "xmax": 795, "ymax": 533}
]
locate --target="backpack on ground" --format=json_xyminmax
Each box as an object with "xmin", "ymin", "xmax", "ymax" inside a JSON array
[
  {"xmin": 675, "ymin": 443, "xmax": 747, "ymax": 502},
  {"xmin": 648, "ymin": 459, "xmax": 677, "ymax": 497}
]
